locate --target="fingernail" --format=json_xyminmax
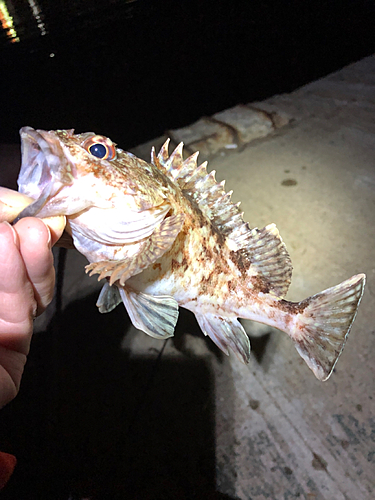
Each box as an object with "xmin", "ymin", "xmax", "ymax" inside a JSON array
[
  {"xmin": 40, "ymin": 220, "xmax": 52, "ymax": 249},
  {"xmin": 1, "ymin": 221, "xmax": 18, "ymax": 245}
]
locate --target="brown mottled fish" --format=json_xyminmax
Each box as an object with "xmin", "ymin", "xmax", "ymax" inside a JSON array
[{"xmin": 15, "ymin": 127, "xmax": 366, "ymax": 381}]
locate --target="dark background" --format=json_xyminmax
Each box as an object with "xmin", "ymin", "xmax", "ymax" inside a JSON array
[{"xmin": 0, "ymin": 0, "xmax": 374, "ymax": 150}]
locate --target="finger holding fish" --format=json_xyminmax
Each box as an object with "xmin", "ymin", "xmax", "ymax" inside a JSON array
[{"xmin": 0, "ymin": 187, "xmax": 67, "ymax": 247}]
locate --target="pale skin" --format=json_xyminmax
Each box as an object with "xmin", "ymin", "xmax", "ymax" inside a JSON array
[{"xmin": 0, "ymin": 188, "xmax": 65, "ymax": 408}]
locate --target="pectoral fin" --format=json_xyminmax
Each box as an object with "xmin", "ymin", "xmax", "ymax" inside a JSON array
[
  {"xmin": 195, "ymin": 313, "xmax": 251, "ymax": 363},
  {"xmin": 86, "ymin": 213, "xmax": 185, "ymax": 285},
  {"xmin": 119, "ymin": 287, "xmax": 179, "ymax": 339}
]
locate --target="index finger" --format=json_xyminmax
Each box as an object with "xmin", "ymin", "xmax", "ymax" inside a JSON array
[
  {"xmin": 14, "ymin": 217, "xmax": 57, "ymax": 316},
  {"xmin": 0, "ymin": 187, "xmax": 66, "ymax": 246}
]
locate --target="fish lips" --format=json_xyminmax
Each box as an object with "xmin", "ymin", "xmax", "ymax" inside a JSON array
[{"xmin": 15, "ymin": 127, "xmax": 71, "ymax": 221}]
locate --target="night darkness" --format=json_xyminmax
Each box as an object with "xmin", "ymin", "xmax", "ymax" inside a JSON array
[{"xmin": 0, "ymin": 0, "xmax": 374, "ymax": 149}]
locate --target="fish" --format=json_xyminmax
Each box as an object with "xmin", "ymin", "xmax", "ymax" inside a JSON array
[{"xmin": 15, "ymin": 126, "xmax": 366, "ymax": 381}]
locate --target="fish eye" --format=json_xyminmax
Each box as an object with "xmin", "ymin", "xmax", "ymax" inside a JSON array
[
  {"xmin": 89, "ymin": 143, "xmax": 107, "ymax": 158},
  {"xmin": 82, "ymin": 135, "xmax": 117, "ymax": 160}
]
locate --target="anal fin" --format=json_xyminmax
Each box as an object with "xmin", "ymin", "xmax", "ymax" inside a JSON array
[
  {"xmin": 119, "ymin": 287, "xmax": 179, "ymax": 339},
  {"xmin": 195, "ymin": 313, "xmax": 251, "ymax": 363}
]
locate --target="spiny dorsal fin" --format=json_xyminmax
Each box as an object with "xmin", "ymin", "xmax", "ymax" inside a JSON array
[
  {"xmin": 153, "ymin": 141, "xmax": 292, "ymax": 297},
  {"xmin": 154, "ymin": 142, "xmax": 243, "ymax": 236}
]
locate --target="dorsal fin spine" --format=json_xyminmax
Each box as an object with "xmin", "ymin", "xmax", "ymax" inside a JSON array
[
  {"xmin": 157, "ymin": 139, "xmax": 170, "ymax": 163},
  {"xmin": 151, "ymin": 146, "xmax": 157, "ymax": 165},
  {"xmin": 165, "ymin": 143, "xmax": 184, "ymax": 175},
  {"xmin": 177, "ymin": 151, "xmax": 199, "ymax": 180}
]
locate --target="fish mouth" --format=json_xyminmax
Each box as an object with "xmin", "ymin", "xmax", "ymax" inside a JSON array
[{"xmin": 15, "ymin": 126, "xmax": 71, "ymax": 221}]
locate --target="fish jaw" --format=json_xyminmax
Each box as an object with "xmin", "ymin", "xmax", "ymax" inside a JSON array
[
  {"xmin": 16, "ymin": 127, "xmax": 116, "ymax": 220},
  {"xmin": 17, "ymin": 127, "xmax": 76, "ymax": 217}
]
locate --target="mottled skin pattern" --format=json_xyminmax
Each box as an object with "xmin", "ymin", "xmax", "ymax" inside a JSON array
[
  {"xmin": 127, "ymin": 157, "xmax": 300, "ymax": 329},
  {"xmin": 58, "ymin": 130, "xmax": 168, "ymax": 210},
  {"xmin": 16, "ymin": 128, "xmax": 366, "ymax": 381},
  {"xmin": 20, "ymin": 128, "xmax": 300, "ymax": 327}
]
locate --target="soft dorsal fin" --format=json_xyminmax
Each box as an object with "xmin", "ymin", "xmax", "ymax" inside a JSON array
[
  {"xmin": 240, "ymin": 224, "xmax": 292, "ymax": 298},
  {"xmin": 152, "ymin": 141, "xmax": 292, "ymax": 297}
]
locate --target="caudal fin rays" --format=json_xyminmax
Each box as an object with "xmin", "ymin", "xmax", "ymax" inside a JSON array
[{"xmin": 291, "ymin": 274, "xmax": 366, "ymax": 381}]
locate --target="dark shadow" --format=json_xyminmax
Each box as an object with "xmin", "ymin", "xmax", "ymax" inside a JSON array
[
  {"xmin": 0, "ymin": 291, "xmax": 237, "ymax": 500},
  {"xmin": 0, "ymin": 144, "xmax": 21, "ymax": 190},
  {"xmin": 172, "ymin": 307, "xmax": 226, "ymax": 364},
  {"xmin": 249, "ymin": 332, "xmax": 272, "ymax": 364}
]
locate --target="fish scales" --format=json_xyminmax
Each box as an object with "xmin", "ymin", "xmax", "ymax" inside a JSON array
[{"xmin": 15, "ymin": 127, "xmax": 366, "ymax": 381}]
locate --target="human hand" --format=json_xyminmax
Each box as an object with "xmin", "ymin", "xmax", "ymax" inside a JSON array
[{"xmin": 0, "ymin": 188, "xmax": 65, "ymax": 408}]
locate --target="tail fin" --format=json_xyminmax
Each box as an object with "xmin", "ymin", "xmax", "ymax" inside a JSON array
[{"xmin": 293, "ymin": 274, "xmax": 366, "ymax": 381}]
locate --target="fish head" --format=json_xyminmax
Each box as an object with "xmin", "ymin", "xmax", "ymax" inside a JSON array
[{"xmin": 16, "ymin": 127, "xmax": 168, "ymax": 221}]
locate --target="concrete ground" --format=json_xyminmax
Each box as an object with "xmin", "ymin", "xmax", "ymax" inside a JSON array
[{"xmin": 0, "ymin": 56, "xmax": 374, "ymax": 499}]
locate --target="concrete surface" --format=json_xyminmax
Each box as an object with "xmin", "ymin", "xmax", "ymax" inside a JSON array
[{"xmin": 0, "ymin": 56, "xmax": 374, "ymax": 499}]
